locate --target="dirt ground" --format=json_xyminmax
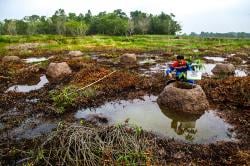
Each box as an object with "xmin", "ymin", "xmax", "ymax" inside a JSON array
[{"xmin": 0, "ymin": 49, "xmax": 249, "ymax": 165}]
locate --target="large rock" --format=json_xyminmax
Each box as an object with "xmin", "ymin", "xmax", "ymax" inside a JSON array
[
  {"xmin": 120, "ymin": 53, "xmax": 137, "ymax": 64},
  {"xmin": 68, "ymin": 51, "xmax": 83, "ymax": 57},
  {"xmin": 212, "ymin": 64, "xmax": 235, "ymax": 75},
  {"xmin": 157, "ymin": 82, "xmax": 209, "ymax": 114},
  {"xmin": 46, "ymin": 62, "xmax": 72, "ymax": 79},
  {"xmin": 228, "ymin": 56, "xmax": 242, "ymax": 64},
  {"xmin": 2, "ymin": 56, "xmax": 21, "ymax": 63}
]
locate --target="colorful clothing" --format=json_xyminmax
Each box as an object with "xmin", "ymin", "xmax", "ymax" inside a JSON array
[{"xmin": 166, "ymin": 60, "xmax": 194, "ymax": 84}]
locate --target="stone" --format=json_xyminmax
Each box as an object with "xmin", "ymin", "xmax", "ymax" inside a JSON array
[
  {"xmin": 46, "ymin": 62, "xmax": 72, "ymax": 79},
  {"xmin": 157, "ymin": 82, "xmax": 209, "ymax": 114},
  {"xmin": 2, "ymin": 56, "xmax": 21, "ymax": 63},
  {"xmin": 228, "ymin": 57, "xmax": 242, "ymax": 64},
  {"xmin": 120, "ymin": 53, "xmax": 137, "ymax": 64},
  {"xmin": 212, "ymin": 64, "xmax": 235, "ymax": 75},
  {"xmin": 68, "ymin": 51, "xmax": 83, "ymax": 57}
]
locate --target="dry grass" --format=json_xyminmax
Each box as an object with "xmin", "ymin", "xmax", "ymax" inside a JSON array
[{"xmin": 37, "ymin": 123, "xmax": 157, "ymax": 165}]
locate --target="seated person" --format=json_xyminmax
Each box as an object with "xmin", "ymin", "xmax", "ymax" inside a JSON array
[{"xmin": 165, "ymin": 55, "xmax": 194, "ymax": 84}]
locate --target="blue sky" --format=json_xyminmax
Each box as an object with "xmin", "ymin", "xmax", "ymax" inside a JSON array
[{"xmin": 0, "ymin": 0, "xmax": 249, "ymax": 33}]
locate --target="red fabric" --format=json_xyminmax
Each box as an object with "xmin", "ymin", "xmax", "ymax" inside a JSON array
[{"xmin": 171, "ymin": 60, "xmax": 187, "ymax": 68}]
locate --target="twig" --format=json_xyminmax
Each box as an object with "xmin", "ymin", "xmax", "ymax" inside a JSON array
[{"xmin": 76, "ymin": 70, "xmax": 116, "ymax": 92}]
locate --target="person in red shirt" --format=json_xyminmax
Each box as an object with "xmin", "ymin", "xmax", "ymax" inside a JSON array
[{"xmin": 165, "ymin": 55, "xmax": 194, "ymax": 83}]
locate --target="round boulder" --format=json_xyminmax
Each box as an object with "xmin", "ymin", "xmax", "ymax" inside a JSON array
[
  {"xmin": 46, "ymin": 62, "xmax": 72, "ymax": 79},
  {"xmin": 68, "ymin": 50, "xmax": 83, "ymax": 57},
  {"xmin": 120, "ymin": 53, "xmax": 137, "ymax": 64},
  {"xmin": 2, "ymin": 56, "xmax": 21, "ymax": 63},
  {"xmin": 212, "ymin": 63, "xmax": 235, "ymax": 75},
  {"xmin": 157, "ymin": 82, "xmax": 209, "ymax": 114}
]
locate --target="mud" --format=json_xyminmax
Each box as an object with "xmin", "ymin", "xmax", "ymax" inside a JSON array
[{"xmin": 0, "ymin": 47, "xmax": 249, "ymax": 165}]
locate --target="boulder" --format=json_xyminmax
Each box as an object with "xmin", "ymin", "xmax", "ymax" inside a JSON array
[
  {"xmin": 120, "ymin": 53, "xmax": 137, "ymax": 64},
  {"xmin": 212, "ymin": 64, "xmax": 235, "ymax": 75},
  {"xmin": 46, "ymin": 62, "xmax": 72, "ymax": 79},
  {"xmin": 228, "ymin": 56, "xmax": 242, "ymax": 64},
  {"xmin": 157, "ymin": 82, "xmax": 209, "ymax": 114},
  {"xmin": 2, "ymin": 56, "xmax": 21, "ymax": 63},
  {"xmin": 68, "ymin": 51, "xmax": 83, "ymax": 57}
]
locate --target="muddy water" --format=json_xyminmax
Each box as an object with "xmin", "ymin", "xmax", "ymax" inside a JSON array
[
  {"xmin": 23, "ymin": 57, "xmax": 48, "ymax": 63},
  {"xmin": 141, "ymin": 62, "xmax": 247, "ymax": 77},
  {"xmin": 204, "ymin": 56, "xmax": 226, "ymax": 62},
  {"xmin": 75, "ymin": 96, "xmax": 235, "ymax": 144},
  {"xmin": 10, "ymin": 117, "xmax": 56, "ymax": 140},
  {"xmin": 6, "ymin": 75, "xmax": 49, "ymax": 93}
]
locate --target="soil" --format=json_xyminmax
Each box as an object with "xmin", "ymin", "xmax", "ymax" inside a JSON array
[{"xmin": 0, "ymin": 48, "xmax": 249, "ymax": 165}]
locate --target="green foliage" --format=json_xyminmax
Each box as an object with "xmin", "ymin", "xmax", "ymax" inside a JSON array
[
  {"xmin": 79, "ymin": 87, "xmax": 97, "ymax": 98},
  {"xmin": 186, "ymin": 55, "xmax": 205, "ymax": 71},
  {"xmin": 49, "ymin": 86, "xmax": 78, "ymax": 114},
  {"xmin": 65, "ymin": 21, "xmax": 88, "ymax": 36},
  {"xmin": 133, "ymin": 124, "xmax": 143, "ymax": 136},
  {"xmin": 0, "ymin": 9, "xmax": 181, "ymax": 36},
  {"xmin": 117, "ymin": 151, "xmax": 146, "ymax": 165}
]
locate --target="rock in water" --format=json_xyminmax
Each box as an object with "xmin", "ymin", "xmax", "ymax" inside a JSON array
[
  {"xmin": 157, "ymin": 82, "xmax": 209, "ymax": 114},
  {"xmin": 46, "ymin": 62, "xmax": 72, "ymax": 79},
  {"xmin": 2, "ymin": 56, "xmax": 21, "ymax": 63},
  {"xmin": 212, "ymin": 64, "xmax": 235, "ymax": 76},
  {"xmin": 120, "ymin": 53, "xmax": 137, "ymax": 64}
]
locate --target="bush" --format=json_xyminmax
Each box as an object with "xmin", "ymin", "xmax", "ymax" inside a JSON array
[{"xmin": 49, "ymin": 86, "xmax": 78, "ymax": 113}]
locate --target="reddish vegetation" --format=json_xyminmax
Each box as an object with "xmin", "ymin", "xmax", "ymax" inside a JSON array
[
  {"xmin": 199, "ymin": 76, "xmax": 250, "ymax": 107},
  {"xmin": 0, "ymin": 50, "xmax": 249, "ymax": 165}
]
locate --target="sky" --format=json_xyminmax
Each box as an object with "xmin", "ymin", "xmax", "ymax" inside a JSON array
[{"xmin": 0, "ymin": 0, "xmax": 249, "ymax": 34}]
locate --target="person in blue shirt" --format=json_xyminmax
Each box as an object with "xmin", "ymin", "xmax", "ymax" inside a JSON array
[{"xmin": 165, "ymin": 55, "xmax": 194, "ymax": 84}]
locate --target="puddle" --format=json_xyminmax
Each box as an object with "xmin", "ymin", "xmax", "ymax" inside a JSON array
[
  {"xmin": 23, "ymin": 57, "xmax": 48, "ymax": 63},
  {"xmin": 200, "ymin": 64, "xmax": 216, "ymax": 75},
  {"xmin": 75, "ymin": 96, "xmax": 235, "ymax": 144},
  {"xmin": 6, "ymin": 75, "xmax": 49, "ymax": 93},
  {"xmin": 142, "ymin": 63, "xmax": 246, "ymax": 77},
  {"xmin": 204, "ymin": 57, "xmax": 226, "ymax": 62},
  {"xmin": 10, "ymin": 118, "xmax": 56, "ymax": 140},
  {"xmin": 235, "ymin": 69, "xmax": 247, "ymax": 77},
  {"xmin": 139, "ymin": 58, "xmax": 157, "ymax": 65}
]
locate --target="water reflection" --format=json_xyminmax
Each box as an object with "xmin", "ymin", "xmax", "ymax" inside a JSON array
[
  {"xmin": 161, "ymin": 108, "xmax": 203, "ymax": 141},
  {"xmin": 75, "ymin": 96, "xmax": 234, "ymax": 143}
]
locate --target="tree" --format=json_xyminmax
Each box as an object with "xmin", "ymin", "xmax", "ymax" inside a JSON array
[
  {"xmin": 0, "ymin": 22, "xmax": 3, "ymax": 35},
  {"xmin": 3, "ymin": 19, "xmax": 17, "ymax": 35},
  {"xmin": 89, "ymin": 10, "xmax": 128, "ymax": 35},
  {"xmin": 84, "ymin": 10, "xmax": 92, "ymax": 23},
  {"xmin": 127, "ymin": 20, "xmax": 134, "ymax": 35},
  {"xmin": 52, "ymin": 9, "xmax": 67, "ymax": 35},
  {"xmin": 148, "ymin": 12, "xmax": 181, "ymax": 35},
  {"xmin": 65, "ymin": 21, "xmax": 88, "ymax": 36}
]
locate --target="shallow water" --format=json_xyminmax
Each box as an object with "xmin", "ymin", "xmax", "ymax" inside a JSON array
[
  {"xmin": 235, "ymin": 69, "xmax": 247, "ymax": 77},
  {"xmin": 23, "ymin": 57, "xmax": 48, "ymax": 63},
  {"xmin": 6, "ymin": 75, "xmax": 49, "ymax": 93},
  {"xmin": 75, "ymin": 96, "xmax": 235, "ymax": 144},
  {"xmin": 204, "ymin": 56, "xmax": 226, "ymax": 62},
  {"xmin": 142, "ymin": 63, "xmax": 247, "ymax": 77},
  {"xmin": 10, "ymin": 118, "xmax": 56, "ymax": 140}
]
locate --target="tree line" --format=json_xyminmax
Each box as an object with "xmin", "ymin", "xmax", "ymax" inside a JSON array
[
  {"xmin": 189, "ymin": 32, "xmax": 250, "ymax": 38},
  {"xmin": 0, "ymin": 9, "xmax": 181, "ymax": 36}
]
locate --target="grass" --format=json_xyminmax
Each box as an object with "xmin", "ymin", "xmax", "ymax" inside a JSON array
[
  {"xmin": 33, "ymin": 123, "xmax": 156, "ymax": 165},
  {"xmin": 0, "ymin": 35, "xmax": 250, "ymax": 58}
]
